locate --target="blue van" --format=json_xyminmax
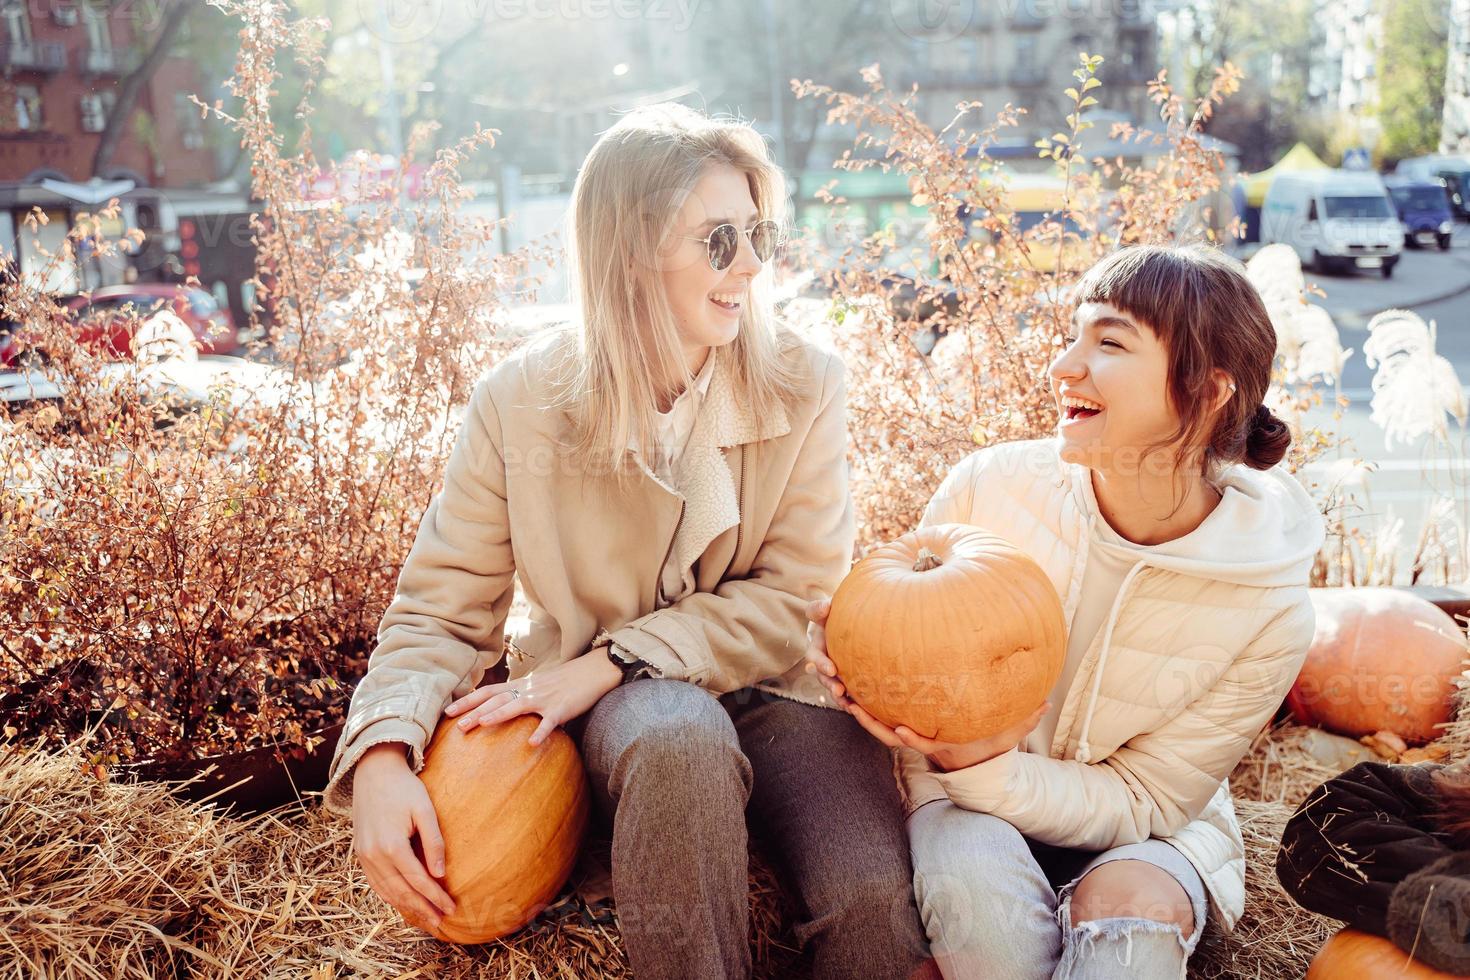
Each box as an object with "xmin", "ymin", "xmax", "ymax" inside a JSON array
[
  {"xmin": 1383, "ymin": 176, "xmax": 1455, "ymax": 250},
  {"xmin": 1396, "ymin": 155, "xmax": 1470, "ymax": 221}
]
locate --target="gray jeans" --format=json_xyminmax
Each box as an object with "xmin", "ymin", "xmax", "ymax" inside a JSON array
[
  {"xmin": 909, "ymin": 801, "xmax": 1208, "ymax": 980},
  {"xmin": 572, "ymin": 678, "xmax": 935, "ymax": 980}
]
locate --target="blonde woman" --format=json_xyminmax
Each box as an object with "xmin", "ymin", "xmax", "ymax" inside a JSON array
[
  {"xmin": 806, "ymin": 245, "xmax": 1325, "ymax": 978},
  {"xmin": 322, "ymin": 103, "xmax": 932, "ymax": 980}
]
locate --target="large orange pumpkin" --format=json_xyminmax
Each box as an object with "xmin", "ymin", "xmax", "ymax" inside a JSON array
[
  {"xmin": 1286, "ymin": 588, "xmax": 1466, "ymax": 745},
  {"xmin": 1307, "ymin": 928, "xmax": 1458, "ymax": 978},
  {"xmin": 416, "ymin": 714, "xmax": 589, "ymax": 944},
  {"xmin": 825, "ymin": 523, "xmax": 1067, "ymax": 743}
]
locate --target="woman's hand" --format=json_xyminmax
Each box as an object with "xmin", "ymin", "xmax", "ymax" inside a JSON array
[
  {"xmin": 804, "ymin": 595, "xmax": 1050, "ymax": 770},
  {"xmin": 802, "ymin": 596, "xmax": 853, "ymax": 707},
  {"xmin": 445, "ymin": 649, "xmax": 623, "ymax": 746},
  {"xmin": 350, "ymin": 742, "xmax": 457, "ymax": 932},
  {"xmin": 847, "ymin": 700, "xmax": 1051, "ymax": 773}
]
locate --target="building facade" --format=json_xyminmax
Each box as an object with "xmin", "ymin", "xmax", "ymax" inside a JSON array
[{"xmin": 1, "ymin": 0, "xmax": 216, "ymax": 186}]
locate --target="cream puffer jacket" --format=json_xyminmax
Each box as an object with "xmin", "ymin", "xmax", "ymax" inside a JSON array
[
  {"xmin": 323, "ymin": 328, "xmax": 852, "ymax": 813},
  {"xmin": 895, "ymin": 438, "xmax": 1325, "ymax": 931}
]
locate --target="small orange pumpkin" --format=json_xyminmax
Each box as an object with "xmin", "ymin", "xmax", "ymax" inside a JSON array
[
  {"xmin": 1307, "ymin": 928, "xmax": 1458, "ymax": 979},
  {"xmin": 1286, "ymin": 588, "xmax": 1466, "ymax": 745},
  {"xmin": 416, "ymin": 714, "xmax": 590, "ymax": 944},
  {"xmin": 826, "ymin": 523, "xmax": 1067, "ymax": 744}
]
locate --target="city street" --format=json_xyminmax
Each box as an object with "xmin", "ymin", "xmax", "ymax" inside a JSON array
[{"xmin": 1292, "ymin": 226, "xmax": 1470, "ymax": 579}]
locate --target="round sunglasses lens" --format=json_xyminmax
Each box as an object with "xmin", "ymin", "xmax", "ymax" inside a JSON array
[
  {"xmin": 751, "ymin": 220, "xmax": 780, "ymax": 262},
  {"xmin": 707, "ymin": 224, "xmax": 739, "ymax": 270}
]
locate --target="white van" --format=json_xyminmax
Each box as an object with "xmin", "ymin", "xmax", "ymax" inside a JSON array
[{"xmin": 1261, "ymin": 170, "xmax": 1403, "ymax": 277}]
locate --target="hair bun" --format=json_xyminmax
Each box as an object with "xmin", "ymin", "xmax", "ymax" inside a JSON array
[{"xmin": 1244, "ymin": 405, "xmax": 1290, "ymax": 470}]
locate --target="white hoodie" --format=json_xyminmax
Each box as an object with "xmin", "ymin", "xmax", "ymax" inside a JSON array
[{"xmin": 894, "ymin": 438, "xmax": 1325, "ymax": 931}]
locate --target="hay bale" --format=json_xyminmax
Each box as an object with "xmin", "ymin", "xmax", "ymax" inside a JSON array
[
  {"xmin": 193, "ymin": 805, "xmax": 809, "ymax": 979},
  {"xmin": 1188, "ymin": 799, "xmax": 1338, "ymax": 980},
  {"xmin": 1, "ymin": 739, "xmax": 808, "ymax": 979},
  {"xmin": 1436, "ymin": 673, "xmax": 1470, "ymax": 761},
  {"xmin": 1229, "ymin": 721, "xmax": 1361, "ymax": 808},
  {"xmin": 0, "ymin": 740, "xmax": 247, "ymax": 978},
  {"xmin": 19, "ymin": 716, "xmax": 1436, "ymax": 979}
]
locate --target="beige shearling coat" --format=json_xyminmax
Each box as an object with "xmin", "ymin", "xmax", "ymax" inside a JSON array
[{"xmin": 323, "ymin": 329, "xmax": 852, "ymax": 813}]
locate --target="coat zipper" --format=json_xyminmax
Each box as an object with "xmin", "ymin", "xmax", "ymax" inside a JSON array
[
  {"xmin": 733, "ymin": 444, "xmax": 747, "ymax": 561},
  {"xmin": 655, "ymin": 499, "xmax": 686, "ymax": 606}
]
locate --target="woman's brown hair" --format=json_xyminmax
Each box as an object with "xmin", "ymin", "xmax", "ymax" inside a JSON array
[{"xmin": 1071, "ymin": 243, "xmax": 1291, "ymax": 476}]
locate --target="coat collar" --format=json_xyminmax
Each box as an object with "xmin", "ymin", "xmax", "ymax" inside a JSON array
[
  {"xmin": 658, "ymin": 346, "xmax": 790, "ymax": 580},
  {"xmin": 698, "ymin": 344, "xmax": 792, "ymax": 448}
]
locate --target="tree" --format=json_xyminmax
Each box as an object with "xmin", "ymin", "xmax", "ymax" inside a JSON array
[
  {"xmin": 91, "ymin": 0, "xmax": 199, "ymax": 177},
  {"xmin": 1162, "ymin": 0, "xmax": 1316, "ymax": 171},
  {"xmin": 1378, "ymin": 0, "xmax": 1449, "ymax": 162}
]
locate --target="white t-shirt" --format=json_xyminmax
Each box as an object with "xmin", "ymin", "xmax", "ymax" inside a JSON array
[{"xmin": 634, "ymin": 353, "xmax": 716, "ymax": 608}]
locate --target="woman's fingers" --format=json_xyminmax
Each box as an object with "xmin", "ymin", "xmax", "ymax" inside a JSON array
[
  {"xmin": 384, "ymin": 866, "xmax": 450, "ymax": 928},
  {"xmin": 387, "ymin": 836, "xmax": 457, "ymax": 917},
  {"xmin": 805, "ymin": 595, "xmax": 830, "ymax": 627},
  {"xmin": 803, "ymin": 649, "xmax": 837, "ymax": 675},
  {"xmin": 1015, "ymin": 701, "xmax": 1050, "ymax": 737},
  {"xmin": 818, "ymin": 669, "xmax": 847, "ymax": 701},
  {"xmin": 444, "ymin": 683, "xmax": 507, "ymax": 716},
  {"xmin": 412, "ymin": 802, "xmax": 448, "ymax": 880},
  {"xmin": 455, "ymin": 689, "xmax": 528, "ymax": 731},
  {"xmin": 362, "ymin": 854, "xmax": 447, "ymax": 929},
  {"xmin": 528, "ymin": 712, "xmax": 559, "ymax": 747},
  {"xmin": 893, "ymin": 725, "xmax": 941, "ymax": 755},
  {"xmin": 848, "ymin": 702, "xmax": 904, "ymax": 749}
]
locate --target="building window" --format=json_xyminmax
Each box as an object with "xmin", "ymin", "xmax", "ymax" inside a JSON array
[
  {"xmin": 80, "ymin": 89, "xmax": 114, "ymax": 132},
  {"xmin": 1015, "ymin": 35, "xmax": 1037, "ymax": 68},
  {"xmin": 2, "ymin": 0, "xmax": 32, "ymax": 47},
  {"xmin": 14, "ymin": 85, "xmax": 42, "ymax": 131},
  {"xmin": 82, "ymin": 0, "xmax": 111, "ymax": 55}
]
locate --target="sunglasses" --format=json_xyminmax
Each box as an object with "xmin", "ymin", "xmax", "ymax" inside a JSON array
[{"xmin": 676, "ymin": 219, "xmax": 783, "ymax": 272}]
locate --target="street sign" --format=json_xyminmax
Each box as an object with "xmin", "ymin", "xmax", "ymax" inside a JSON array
[{"xmin": 1342, "ymin": 147, "xmax": 1372, "ymax": 171}]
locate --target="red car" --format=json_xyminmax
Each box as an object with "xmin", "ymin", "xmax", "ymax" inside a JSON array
[{"xmin": 1, "ymin": 284, "xmax": 241, "ymax": 367}]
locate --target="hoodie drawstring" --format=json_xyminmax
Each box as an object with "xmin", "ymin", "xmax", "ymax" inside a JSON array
[{"xmin": 1074, "ymin": 559, "xmax": 1149, "ymax": 765}]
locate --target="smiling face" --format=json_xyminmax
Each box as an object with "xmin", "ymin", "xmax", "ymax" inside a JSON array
[
  {"xmin": 658, "ymin": 162, "xmax": 765, "ymax": 366},
  {"xmin": 1048, "ymin": 301, "xmax": 1183, "ymax": 477}
]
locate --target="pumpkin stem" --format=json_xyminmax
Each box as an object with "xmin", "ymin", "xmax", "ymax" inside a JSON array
[{"xmin": 913, "ymin": 547, "xmax": 943, "ymax": 572}]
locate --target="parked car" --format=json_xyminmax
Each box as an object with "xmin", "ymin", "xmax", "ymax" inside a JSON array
[
  {"xmin": 1384, "ymin": 176, "xmax": 1455, "ymax": 250},
  {"xmin": 1261, "ymin": 170, "xmax": 1402, "ymax": 277},
  {"xmin": 0, "ymin": 283, "xmax": 243, "ymax": 369},
  {"xmin": 1396, "ymin": 154, "xmax": 1470, "ymax": 220}
]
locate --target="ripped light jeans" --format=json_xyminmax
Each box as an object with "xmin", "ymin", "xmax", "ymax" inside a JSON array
[{"xmin": 909, "ymin": 801, "xmax": 1207, "ymax": 980}]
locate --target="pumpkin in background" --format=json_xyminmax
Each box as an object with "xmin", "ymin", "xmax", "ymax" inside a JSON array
[
  {"xmin": 826, "ymin": 523, "xmax": 1067, "ymax": 744},
  {"xmin": 1286, "ymin": 588, "xmax": 1466, "ymax": 745},
  {"xmin": 1307, "ymin": 928, "xmax": 1458, "ymax": 978},
  {"xmin": 416, "ymin": 714, "xmax": 589, "ymax": 944}
]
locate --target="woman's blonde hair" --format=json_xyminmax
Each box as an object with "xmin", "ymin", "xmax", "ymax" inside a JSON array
[{"xmin": 553, "ymin": 102, "xmax": 801, "ymax": 475}]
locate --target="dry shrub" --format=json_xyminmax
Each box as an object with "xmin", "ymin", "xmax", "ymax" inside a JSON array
[
  {"xmin": 794, "ymin": 59, "xmax": 1245, "ymax": 548},
  {"xmin": 0, "ymin": 0, "xmax": 544, "ymax": 763}
]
